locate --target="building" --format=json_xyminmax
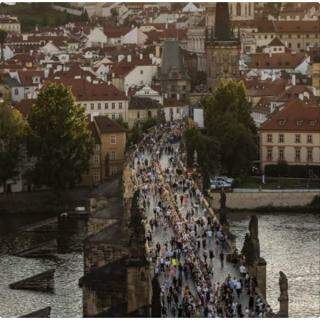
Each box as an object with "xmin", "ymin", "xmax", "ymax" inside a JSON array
[
  {"xmin": 127, "ymin": 96, "xmax": 162, "ymax": 129},
  {"xmin": 0, "ymin": 15, "xmax": 21, "ymax": 33},
  {"xmin": 312, "ymin": 51, "xmax": 320, "ymax": 97},
  {"xmin": 50, "ymin": 78, "xmax": 129, "ymax": 122},
  {"xmin": 3, "ymin": 70, "xmax": 44, "ymax": 102},
  {"xmin": 260, "ymin": 100, "xmax": 320, "ymax": 171},
  {"xmin": 163, "ymin": 98, "xmax": 189, "ymax": 122},
  {"xmin": 111, "ymin": 54, "xmax": 158, "ymax": 94},
  {"xmin": 159, "ymin": 40, "xmax": 191, "ymax": 100},
  {"xmin": 229, "ymin": 3, "xmax": 255, "ymax": 21},
  {"xmin": 94, "ymin": 116, "xmax": 127, "ymax": 177},
  {"xmin": 254, "ymin": 20, "xmax": 320, "ymax": 52},
  {"xmin": 206, "ymin": 3, "xmax": 241, "ymax": 90}
]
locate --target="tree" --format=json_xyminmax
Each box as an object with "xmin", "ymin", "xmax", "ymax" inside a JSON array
[
  {"xmin": 27, "ymin": 82, "xmax": 93, "ymax": 192},
  {"xmin": 0, "ymin": 30, "xmax": 7, "ymax": 62},
  {"xmin": 202, "ymin": 80, "xmax": 257, "ymax": 177},
  {"xmin": 0, "ymin": 101, "xmax": 27, "ymax": 192},
  {"xmin": 184, "ymin": 127, "xmax": 221, "ymax": 192}
]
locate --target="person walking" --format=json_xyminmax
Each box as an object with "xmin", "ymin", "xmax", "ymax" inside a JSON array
[{"xmin": 219, "ymin": 251, "xmax": 224, "ymax": 268}]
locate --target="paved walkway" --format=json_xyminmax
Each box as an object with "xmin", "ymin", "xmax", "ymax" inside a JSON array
[{"xmin": 131, "ymin": 123, "xmax": 267, "ymax": 318}]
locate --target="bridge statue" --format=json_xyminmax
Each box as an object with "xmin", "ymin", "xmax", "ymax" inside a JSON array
[
  {"xmin": 219, "ymin": 189, "xmax": 228, "ymax": 225},
  {"xmin": 278, "ymin": 271, "xmax": 289, "ymax": 317}
]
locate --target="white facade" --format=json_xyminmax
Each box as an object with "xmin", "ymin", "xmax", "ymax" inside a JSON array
[
  {"xmin": 134, "ymin": 85, "xmax": 163, "ymax": 104},
  {"xmin": 41, "ymin": 42, "xmax": 61, "ymax": 56},
  {"xmin": 193, "ymin": 108, "xmax": 204, "ymax": 128},
  {"xmin": 163, "ymin": 104, "xmax": 189, "ymax": 122},
  {"xmin": 2, "ymin": 45, "xmax": 14, "ymax": 61},
  {"xmin": 86, "ymin": 27, "xmax": 108, "ymax": 47},
  {"xmin": 122, "ymin": 27, "xmax": 147, "ymax": 46},
  {"xmin": 124, "ymin": 65, "xmax": 158, "ymax": 94},
  {"xmin": 79, "ymin": 99, "xmax": 128, "ymax": 122}
]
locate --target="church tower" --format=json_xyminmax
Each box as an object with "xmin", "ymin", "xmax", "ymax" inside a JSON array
[{"xmin": 206, "ymin": 2, "xmax": 241, "ymax": 90}]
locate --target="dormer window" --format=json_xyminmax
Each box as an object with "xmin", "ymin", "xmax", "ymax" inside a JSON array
[
  {"xmin": 309, "ymin": 120, "xmax": 316, "ymax": 126},
  {"xmin": 278, "ymin": 119, "xmax": 285, "ymax": 126},
  {"xmin": 296, "ymin": 120, "xmax": 303, "ymax": 126}
]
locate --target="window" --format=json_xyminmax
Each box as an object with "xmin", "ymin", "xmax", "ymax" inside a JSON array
[
  {"xmin": 279, "ymin": 134, "xmax": 284, "ymax": 143},
  {"xmin": 267, "ymin": 134, "xmax": 273, "ymax": 143},
  {"xmin": 267, "ymin": 147, "xmax": 273, "ymax": 161},
  {"xmin": 307, "ymin": 135, "xmax": 313, "ymax": 143},
  {"xmin": 176, "ymin": 108, "xmax": 180, "ymax": 114},
  {"xmin": 119, "ymin": 102, "xmax": 122, "ymax": 109},
  {"xmin": 94, "ymin": 155, "xmax": 99, "ymax": 164},
  {"xmin": 110, "ymin": 151, "xmax": 116, "ymax": 161},
  {"xmin": 307, "ymin": 148, "xmax": 313, "ymax": 162},
  {"xmin": 278, "ymin": 147, "xmax": 285, "ymax": 161},
  {"xmin": 137, "ymin": 111, "xmax": 140, "ymax": 119},
  {"xmin": 83, "ymin": 103, "xmax": 87, "ymax": 108},
  {"xmin": 90, "ymin": 103, "xmax": 94, "ymax": 110},
  {"xmin": 105, "ymin": 103, "xmax": 108, "ymax": 109},
  {"xmin": 14, "ymin": 88, "xmax": 19, "ymax": 95},
  {"xmin": 288, "ymin": 43, "xmax": 292, "ymax": 48},
  {"xmin": 111, "ymin": 114, "xmax": 115, "ymax": 119},
  {"xmin": 297, "ymin": 43, "xmax": 301, "ymax": 49},
  {"xmin": 110, "ymin": 135, "xmax": 116, "ymax": 144},
  {"xmin": 98, "ymin": 103, "xmax": 101, "ymax": 110},
  {"xmin": 295, "ymin": 147, "xmax": 301, "ymax": 162},
  {"xmin": 112, "ymin": 103, "xmax": 115, "ymax": 109},
  {"xmin": 140, "ymin": 70, "xmax": 143, "ymax": 75},
  {"xmin": 295, "ymin": 134, "xmax": 301, "ymax": 143}
]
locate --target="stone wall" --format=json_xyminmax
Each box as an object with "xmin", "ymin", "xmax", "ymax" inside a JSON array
[
  {"xmin": 84, "ymin": 238, "xmax": 128, "ymax": 273},
  {"xmin": 210, "ymin": 191, "xmax": 319, "ymax": 209}
]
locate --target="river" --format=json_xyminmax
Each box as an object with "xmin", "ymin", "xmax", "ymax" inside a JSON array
[
  {"xmin": 0, "ymin": 212, "xmax": 83, "ymax": 317},
  {"xmin": 0, "ymin": 253, "xmax": 83, "ymax": 317},
  {"xmin": 229, "ymin": 212, "xmax": 320, "ymax": 317}
]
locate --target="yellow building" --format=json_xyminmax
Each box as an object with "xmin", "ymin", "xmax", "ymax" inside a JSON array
[
  {"xmin": 94, "ymin": 116, "xmax": 127, "ymax": 178},
  {"xmin": 260, "ymin": 100, "xmax": 320, "ymax": 171}
]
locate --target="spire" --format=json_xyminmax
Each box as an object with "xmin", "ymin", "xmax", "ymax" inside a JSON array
[{"xmin": 214, "ymin": 2, "xmax": 232, "ymax": 41}]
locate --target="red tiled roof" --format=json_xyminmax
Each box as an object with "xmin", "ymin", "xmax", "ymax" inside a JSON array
[
  {"xmin": 94, "ymin": 115, "xmax": 127, "ymax": 134},
  {"xmin": 260, "ymin": 100, "xmax": 320, "ymax": 132},
  {"xmin": 111, "ymin": 54, "xmax": 154, "ymax": 78},
  {"xmin": 18, "ymin": 70, "xmax": 44, "ymax": 86},
  {"xmin": 248, "ymin": 52, "xmax": 307, "ymax": 69},
  {"xmin": 103, "ymin": 25, "xmax": 131, "ymax": 38},
  {"xmin": 47, "ymin": 78, "xmax": 127, "ymax": 101},
  {"xmin": 245, "ymin": 79, "xmax": 287, "ymax": 97},
  {"xmin": 13, "ymin": 99, "xmax": 36, "ymax": 118},
  {"xmin": 256, "ymin": 19, "xmax": 320, "ymax": 33},
  {"xmin": 268, "ymin": 37, "xmax": 285, "ymax": 47}
]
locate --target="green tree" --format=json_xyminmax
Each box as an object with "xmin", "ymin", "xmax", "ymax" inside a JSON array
[
  {"xmin": 27, "ymin": 83, "xmax": 93, "ymax": 192},
  {"xmin": 202, "ymin": 80, "xmax": 257, "ymax": 177},
  {"xmin": 0, "ymin": 30, "xmax": 7, "ymax": 62},
  {"xmin": 184, "ymin": 127, "xmax": 221, "ymax": 192},
  {"xmin": 0, "ymin": 101, "xmax": 27, "ymax": 192}
]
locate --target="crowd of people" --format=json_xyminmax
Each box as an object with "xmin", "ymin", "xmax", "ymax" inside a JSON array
[{"xmin": 131, "ymin": 121, "xmax": 271, "ymax": 318}]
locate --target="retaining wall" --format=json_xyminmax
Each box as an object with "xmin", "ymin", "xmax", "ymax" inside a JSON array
[{"xmin": 211, "ymin": 190, "xmax": 319, "ymax": 209}]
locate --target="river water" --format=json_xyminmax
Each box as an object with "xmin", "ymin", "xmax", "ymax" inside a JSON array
[
  {"xmin": 0, "ymin": 253, "xmax": 83, "ymax": 317},
  {"xmin": 229, "ymin": 212, "xmax": 320, "ymax": 317}
]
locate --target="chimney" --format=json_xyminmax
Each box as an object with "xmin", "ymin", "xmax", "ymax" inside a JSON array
[
  {"xmin": 107, "ymin": 80, "xmax": 111, "ymax": 85},
  {"xmin": 118, "ymin": 55, "xmax": 122, "ymax": 62},
  {"xmin": 127, "ymin": 54, "xmax": 132, "ymax": 63},
  {"xmin": 177, "ymin": 93, "xmax": 180, "ymax": 100},
  {"xmin": 139, "ymin": 53, "xmax": 143, "ymax": 60},
  {"xmin": 291, "ymin": 74, "xmax": 296, "ymax": 86}
]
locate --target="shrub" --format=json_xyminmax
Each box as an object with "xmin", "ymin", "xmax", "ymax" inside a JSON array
[{"xmin": 265, "ymin": 164, "xmax": 320, "ymax": 178}]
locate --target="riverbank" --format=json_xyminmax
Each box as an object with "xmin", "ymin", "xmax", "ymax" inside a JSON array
[{"xmin": 210, "ymin": 190, "xmax": 320, "ymax": 211}]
